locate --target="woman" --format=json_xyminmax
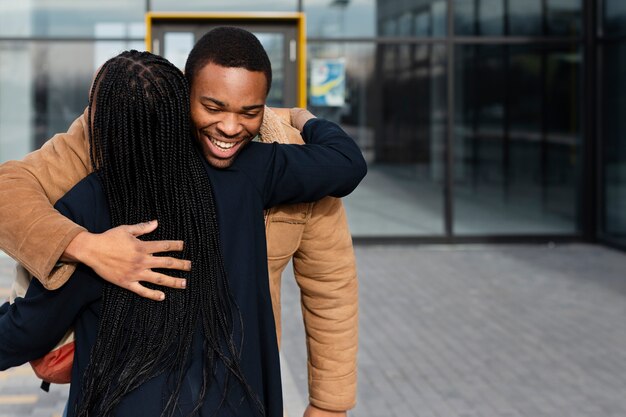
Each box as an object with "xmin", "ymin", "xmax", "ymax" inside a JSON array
[{"xmin": 0, "ymin": 50, "xmax": 366, "ymax": 416}]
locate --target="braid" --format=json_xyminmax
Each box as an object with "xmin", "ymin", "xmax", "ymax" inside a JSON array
[{"xmin": 76, "ymin": 50, "xmax": 264, "ymax": 417}]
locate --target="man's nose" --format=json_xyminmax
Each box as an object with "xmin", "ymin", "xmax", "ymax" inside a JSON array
[{"xmin": 216, "ymin": 113, "xmax": 243, "ymax": 138}]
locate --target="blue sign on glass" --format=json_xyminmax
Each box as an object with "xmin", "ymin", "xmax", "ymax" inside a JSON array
[{"xmin": 310, "ymin": 59, "xmax": 346, "ymax": 107}]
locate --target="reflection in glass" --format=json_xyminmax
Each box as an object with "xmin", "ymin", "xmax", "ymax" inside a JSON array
[
  {"xmin": 601, "ymin": 42, "xmax": 626, "ymax": 245},
  {"xmin": 547, "ymin": 0, "xmax": 582, "ymax": 36},
  {"xmin": 376, "ymin": 0, "xmax": 447, "ymax": 38},
  {"xmin": 254, "ymin": 33, "xmax": 285, "ymax": 107},
  {"xmin": 454, "ymin": 0, "xmax": 581, "ymax": 36},
  {"xmin": 0, "ymin": 41, "xmax": 146, "ymax": 164},
  {"xmin": 0, "ymin": 0, "xmax": 144, "ymax": 38},
  {"xmin": 151, "ymin": 0, "xmax": 296, "ymax": 12},
  {"xmin": 0, "ymin": 42, "xmax": 33, "ymax": 163},
  {"xmin": 306, "ymin": 0, "xmax": 376, "ymax": 38},
  {"xmin": 34, "ymin": 43, "xmax": 91, "ymax": 149},
  {"xmin": 308, "ymin": 42, "xmax": 446, "ymax": 236},
  {"xmin": 454, "ymin": 44, "xmax": 581, "ymax": 235},
  {"xmin": 480, "ymin": 0, "xmax": 505, "ymax": 36},
  {"xmin": 603, "ymin": 0, "xmax": 626, "ymax": 37},
  {"xmin": 306, "ymin": 0, "xmax": 447, "ymax": 38},
  {"xmin": 509, "ymin": 0, "xmax": 541, "ymax": 35}
]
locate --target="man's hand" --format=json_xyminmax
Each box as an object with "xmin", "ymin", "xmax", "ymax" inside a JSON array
[
  {"xmin": 290, "ymin": 108, "xmax": 317, "ymax": 132},
  {"xmin": 62, "ymin": 220, "xmax": 190, "ymax": 301},
  {"xmin": 303, "ymin": 404, "xmax": 347, "ymax": 417}
]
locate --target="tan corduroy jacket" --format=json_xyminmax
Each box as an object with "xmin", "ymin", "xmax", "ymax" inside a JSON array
[{"xmin": 0, "ymin": 107, "xmax": 358, "ymax": 411}]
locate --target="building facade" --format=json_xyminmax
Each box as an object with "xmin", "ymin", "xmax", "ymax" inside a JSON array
[{"xmin": 0, "ymin": 0, "xmax": 624, "ymax": 247}]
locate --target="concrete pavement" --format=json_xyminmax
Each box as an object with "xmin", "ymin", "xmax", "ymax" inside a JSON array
[{"xmin": 2, "ymin": 243, "xmax": 626, "ymax": 416}]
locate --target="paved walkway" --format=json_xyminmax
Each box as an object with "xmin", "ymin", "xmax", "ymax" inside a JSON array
[
  {"xmin": 279, "ymin": 243, "xmax": 626, "ymax": 417},
  {"xmin": 0, "ymin": 258, "xmax": 68, "ymax": 417},
  {"xmin": 2, "ymin": 243, "xmax": 626, "ymax": 417}
]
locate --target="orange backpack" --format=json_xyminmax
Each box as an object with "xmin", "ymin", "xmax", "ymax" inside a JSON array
[{"xmin": 10, "ymin": 264, "xmax": 74, "ymax": 389}]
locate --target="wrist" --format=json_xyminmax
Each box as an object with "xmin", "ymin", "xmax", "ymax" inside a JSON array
[
  {"xmin": 61, "ymin": 230, "xmax": 95, "ymax": 263},
  {"xmin": 289, "ymin": 108, "xmax": 316, "ymax": 132}
]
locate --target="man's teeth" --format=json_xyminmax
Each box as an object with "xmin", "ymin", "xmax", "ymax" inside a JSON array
[{"xmin": 210, "ymin": 137, "xmax": 237, "ymax": 151}]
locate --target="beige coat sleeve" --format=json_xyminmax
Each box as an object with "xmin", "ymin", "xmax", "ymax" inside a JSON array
[
  {"xmin": 263, "ymin": 108, "xmax": 359, "ymax": 410},
  {"xmin": 0, "ymin": 109, "xmax": 92, "ymax": 289},
  {"xmin": 292, "ymin": 196, "xmax": 359, "ymax": 411}
]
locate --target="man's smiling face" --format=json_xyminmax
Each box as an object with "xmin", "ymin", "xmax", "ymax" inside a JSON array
[{"xmin": 189, "ymin": 62, "xmax": 268, "ymax": 169}]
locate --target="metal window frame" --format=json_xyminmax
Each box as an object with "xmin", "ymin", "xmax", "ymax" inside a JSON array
[
  {"xmin": 594, "ymin": 0, "xmax": 626, "ymax": 248},
  {"xmin": 442, "ymin": 1, "xmax": 588, "ymax": 243}
]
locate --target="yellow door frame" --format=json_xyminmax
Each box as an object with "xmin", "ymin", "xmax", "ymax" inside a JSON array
[{"xmin": 145, "ymin": 12, "xmax": 307, "ymax": 108}]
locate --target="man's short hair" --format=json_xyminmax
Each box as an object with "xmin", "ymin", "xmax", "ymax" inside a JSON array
[{"xmin": 185, "ymin": 26, "xmax": 272, "ymax": 95}]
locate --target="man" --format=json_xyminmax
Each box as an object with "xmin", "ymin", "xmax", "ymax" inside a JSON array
[{"xmin": 0, "ymin": 28, "xmax": 357, "ymax": 416}]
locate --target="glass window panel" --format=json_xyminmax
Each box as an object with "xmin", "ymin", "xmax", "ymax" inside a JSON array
[
  {"xmin": 547, "ymin": 0, "xmax": 581, "ymax": 36},
  {"xmin": 479, "ymin": 0, "xmax": 505, "ymax": 36},
  {"xmin": 432, "ymin": 1, "xmax": 448, "ymax": 37},
  {"xmin": 455, "ymin": 0, "xmax": 508, "ymax": 35},
  {"xmin": 398, "ymin": 12, "xmax": 413, "ymax": 36},
  {"xmin": 307, "ymin": 41, "xmax": 446, "ymax": 236},
  {"xmin": 454, "ymin": 44, "xmax": 581, "ymax": 235},
  {"xmin": 0, "ymin": 42, "xmax": 34, "ymax": 162},
  {"xmin": 508, "ymin": 0, "xmax": 542, "ymax": 35},
  {"xmin": 601, "ymin": 41, "xmax": 626, "ymax": 245},
  {"xmin": 414, "ymin": 11, "xmax": 431, "ymax": 37},
  {"xmin": 0, "ymin": 0, "xmax": 145, "ymax": 38},
  {"xmin": 305, "ymin": 0, "xmax": 376, "ymax": 38},
  {"xmin": 603, "ymin": 0, "xmax": 626, "ymax": 37},
  {"xmin": 381, "ymin": 18, "xmax": 396, "ymax": 36},
  {"xmin": 454, "ymin": 0, "xmax": 581, "ymax": 36},
  {"xmin": 305, "ymin": 0, "xmax": 446, "ymax": 39},
  {"xmin": 0, "ymin": 41, "xmax": 143, "ymax": 164},
  {"xmin": 254, "ymin": 33, "xmax": 285, "ymax": 107},
  {"xmin": 454, "ymin": 0, "xmax": 477, "ymax": 35},
  {"xmin": 411, "ymin": 3, "xmax": 448, "ymax": 38},
  {"xmin": 151, "ymin": 0, "xmax": 296, "ymax": 12}
]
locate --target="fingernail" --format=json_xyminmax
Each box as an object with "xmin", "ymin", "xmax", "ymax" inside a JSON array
[
  {"xmin": 181, "ymin": 280, "xmax": 187, "ymax": 289},
  {"xmin": 159, "ymin": 293, "xmax": 165, "ymax": 301}
]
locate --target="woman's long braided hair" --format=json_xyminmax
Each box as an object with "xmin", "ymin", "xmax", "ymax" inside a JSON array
[{"xmin": 76, "ymin": 50, "xmax": 263, "ymax": 417}]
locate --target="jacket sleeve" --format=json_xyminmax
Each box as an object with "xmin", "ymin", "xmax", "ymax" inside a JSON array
[
  {"xmin": 0, "ymin": 265, "xmax": 101, "ymax": 370},
  {"xmin": 0, "ymin": 173, "xmax": 105, "ymax": 370},
  {"xmin": 244, "ymin": 118, "xmax": 367, "ymax": 208},
  {"xmin": 0, "ymin": 110, "xmax": 92, "ymax": 289},
  {"xmin": 292, "ymin": 196, "xmax": 358, "ymax": 411}
]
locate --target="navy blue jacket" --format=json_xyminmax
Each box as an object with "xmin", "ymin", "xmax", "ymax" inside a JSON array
[{"xmin": 0, "ymin": 119, "xmax": 366, "ymax": 417}]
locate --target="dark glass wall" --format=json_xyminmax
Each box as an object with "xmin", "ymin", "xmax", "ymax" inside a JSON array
[
  {"xmin": 451, "ymin": 0, "xmax": 583, "ymax": 236},
  {"xmin": 1, "ymin": 0, "xmax": 618, "ymax": 243},
  {"xmin": 455, "ymin": 0, "xmax": 581, "ymax": 36},
  {"xmin": 602, "ymin": 0, "xmax": 626, "ymax": 37},
  {"xmin": 454, "ymin": 44, "xmax": 581, "ymax": 235}
]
